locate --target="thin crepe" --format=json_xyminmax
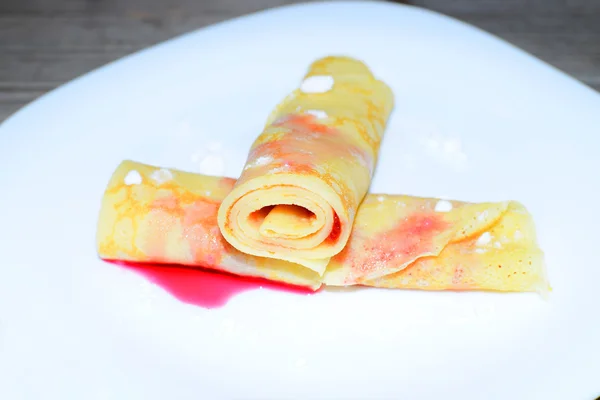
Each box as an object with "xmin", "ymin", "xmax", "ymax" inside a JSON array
[
  {"xmin": 323, "ymin": 195, "xmax": 548, "ymax": 293},
  {"xmin": 217, "ymin": 56, "xmax": 394, "ymax": 275},
  {"xmin": 96, "ymin": 161, "xmax": 322, "ymax": 289},
  {"xmin": 97, "ymin": 161, "xmax": 549, "ymax": 294}
]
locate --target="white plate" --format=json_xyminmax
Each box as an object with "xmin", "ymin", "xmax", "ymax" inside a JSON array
[{"xmin": 1, "ymin": 2, "xmax": 599, "ymax": 399}]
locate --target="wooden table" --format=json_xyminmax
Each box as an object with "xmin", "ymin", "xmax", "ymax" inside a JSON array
[{"xmin": 1, "ymin": 0, "xmax": 599, "ymax": 122}]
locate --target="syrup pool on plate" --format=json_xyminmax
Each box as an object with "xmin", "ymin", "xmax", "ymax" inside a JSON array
[{"xmin": 108, "ymin": 261, "xmax": 318, "ymax": 308}]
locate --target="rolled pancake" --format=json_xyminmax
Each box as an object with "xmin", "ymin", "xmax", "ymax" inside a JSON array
[
  {"xmin": 323, "ymin": 196, "xmax": 549, "ymax": 294},
  {"xmin": 96, "ymin": 161, "xmax": 322, "ymax": 289},
  {"xmin": 97, "ymin": 161, "xmax": 549, "ymax": 294},
  {"xmin": 217, "ymin": 56, "xmax": 394, "ymax": 275}
]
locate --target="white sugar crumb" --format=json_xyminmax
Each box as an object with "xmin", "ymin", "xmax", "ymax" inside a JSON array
[
  {"xmin": 198, "ymin": 154, "xmax": 225, "ymax": 176},
  {"xmin": 270, "ymin": 165, "xmax": 291, "ymax": 174},
  {"xmin": 476, "ymin": 232, "xmax": 492, "ymax": 246},
  {"xmin": 475, "ymin": 248, "xmax": 487, "ymax": 254},
  {"xmin": 514, "ymin": 230, "xmax": 524, "ymax": 240},
  {"xmin": 494, "ymin": 241, "xmax": 503, "ymax": 249},
  {"xmin": 300, "ymin": 75, "xmax": 334, "ymax": 93},
  {"xmin": 417, "ymin": 279, "xmax": 429, "ymax": 287},
  {"xmin": 254, "ymin": 155, "xmax": 273, "ymax": 167},
  {"xmin": 150, "ymin": 168, "xmax": 173, "ymax": 184},
  {"xmin": 205, "ymin": 190, "xmax": 212, "ymax": 196},
  {"xmin": 377, "ymin": 195, "xmax": 385, "ymax": 202},
  {"xmin": 477, "ymin": 210, "xmax": 489, "ymax": 221},
  {"xmin": 349, "ymin": 148, "xmax": 371, "ymax": 171},
  {"xmin": 420, "ymin": 133, "xmax": 468, "ymax": 171},
  {"xmin": 244, "ymin": 155, "xmax": 273, "ymax": 170},
  {"xmin": 434, "ymin": 200, "xmax": 453, "ymax": 212},
  {"xmin": 124, "ymin": 170, "xmax": 142, "ymax": 185},
  {"xmin": 305, "ymin": 109, "xmax": 328, "ymax": 119}
]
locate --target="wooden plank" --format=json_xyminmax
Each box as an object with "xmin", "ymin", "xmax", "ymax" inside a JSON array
[
  {"xmin": 1, "ymin": 0, "xmax": 599, "ymax": 122},
  {"xmin": 397, "ymin": 0, "xmax": 600, "ymax": 14},
  {"xmin": 3, "ymin": 0, "xmax": 600, "ymax": 15},
  {"xmin": 1, "ymin": 13, "xmax": 596, "ymax": 86},
  {"xmin": 0, "ymin": 0, "xmax": 323, "ymax": 15}
]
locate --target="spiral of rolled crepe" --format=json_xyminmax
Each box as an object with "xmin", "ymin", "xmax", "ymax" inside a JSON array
[{"xmin": 217, "ymin": 56, "xmax": 394, "ymax": 275}]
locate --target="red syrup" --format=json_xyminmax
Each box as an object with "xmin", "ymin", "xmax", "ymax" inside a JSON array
[{"xmin": 106, "ymin": 260, "xmax": 318, "ymax": 309}]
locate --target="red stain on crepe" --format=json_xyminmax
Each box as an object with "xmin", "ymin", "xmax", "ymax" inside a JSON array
[
  {"xmin": 219, "ymin": 177, "xmax": 237, "ymax": 191},
  {"xmin": 338, "ymin": 213, "xmax": 450, "ymax": 276},
  {"xmin": 148, "ymin": 196, "xmax": 227, "ymax": 267},
  {"xmin": 248, "ymin": 113, "xmax": 372, "ymax": 177},
  {"xmin": 452, "ymin": 265, "xmax": 465, "ymax": 285},
  {"xmin": 326, "ymin": 213, "xmax": 342, "ymax": 243},
  {"xmin": 181, "ymin": 200, "xmax": 226, "ymax": 266},
  {"xmin": 151, "ymin": 196, "xmax": 181, "ymax": 213},
  {"xmin": 370, "ymin": 213, "xmax": 448, "ymax": 261},
  {"xmin": 107, "ymin": 260, "xmax": 316, "ymax": 309},
  {"xmin": 276, "ymin": 114, "xmax": 338, "ymax": 135}
]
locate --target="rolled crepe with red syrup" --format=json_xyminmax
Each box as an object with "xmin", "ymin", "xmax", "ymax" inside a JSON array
[{"xmin": 97, "ymin": 161, "xmax": 549, "ymax": 294}]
